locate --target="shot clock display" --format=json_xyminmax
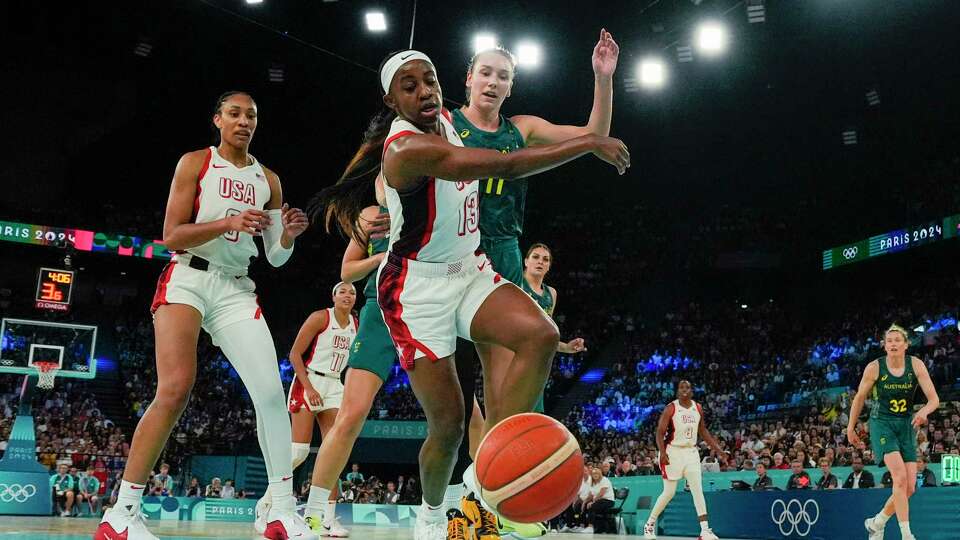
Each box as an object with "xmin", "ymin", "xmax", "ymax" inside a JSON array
[
  {"xmin": 944, "ymin": 455, "xmax": 960, "ymax": 484},
  {"xmin": 35, "ymin": 267, "xmax": 75, "ymax": 312}
]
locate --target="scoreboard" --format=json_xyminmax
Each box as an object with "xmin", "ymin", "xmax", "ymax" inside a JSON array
[
  {"xmin": 35, "ymin": 267, "xmax": 75, "ymax": 312},
  {"xmin": 822, "ymin": 213, "xmax": 960, "ymax": 270}
]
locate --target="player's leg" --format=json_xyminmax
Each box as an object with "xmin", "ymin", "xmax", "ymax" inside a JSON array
[
  {"xmin": 448, "ymin": 339, "xmax": 477, "ymax": 510},
  {"xmin": 467, "ymin": 397, "xmax": 484, "ymax": 460},
  {"xmin": 883, "ymin": 451, "xmax": 912, "ymax": 535},
  {"xmin": 97, "ymin": 303, "xmax": 200, "ymax": 540},
  {"xmin": 311, "ymin": 407, "xmax": 346, "ymax": 535},
  {"xmin": 683, "ymin": 458, "xmax": 717, "ymax": 539},
  {"xmin": 468, "ymin": 284, "xmax": 559, "ymax": 431},
  {"xmin": 212, "ymin": 317, "xmax": 314, "ymax": 538},
  {"xmin": 290, "ymin": 408, "xmax": 314, "ymax": 469},
  {"xmin": 405, "ymin": 354, "xmax": 466, "ymax": 529},
  {"xmin": 644, "ymin": 478, "xmax": 678, "ymax": 539}
]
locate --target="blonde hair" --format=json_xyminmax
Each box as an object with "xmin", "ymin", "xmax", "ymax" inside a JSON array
[{"xmin": 884, "ymin": 324, "xmax": 909, "ymax": 342}]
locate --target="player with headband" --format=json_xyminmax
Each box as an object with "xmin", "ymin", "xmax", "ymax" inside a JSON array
[{"xmin": 313, "ymin": 50, "xmax": 629, "ymax": 540}]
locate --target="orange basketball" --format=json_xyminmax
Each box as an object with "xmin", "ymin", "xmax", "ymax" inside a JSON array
[{"xmin": 475, "ymin": 413, "xmax": 584, "ymax": 523}]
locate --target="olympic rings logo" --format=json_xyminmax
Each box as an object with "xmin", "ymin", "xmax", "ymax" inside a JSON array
[
  {"xmin": 842, "ymin": 247, "xmax": 859, "ymax": 259},
  {"xmin": 770, "ymin": 498, "xmax": 819, "ymax": 537},
  {"xmin": 0, "ymin": 483, "xmax": 37, "ymax": 503}
]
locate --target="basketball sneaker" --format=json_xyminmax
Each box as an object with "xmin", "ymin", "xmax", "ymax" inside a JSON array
[
  {"xmin": 262, "ymin": 508, "xmax": 319, "ymax": 540},
  {"xmin": 255, "ymin": 494, "xmax": 272, "ymax": 535},
  {"xmin": 447, "ymin": 509, "xmax": 469, "ymax": 540},
  {"xmin": 460, "ymin": 493, "xmax": 499, "ymax": 540},
  {"xmin": 864, "ymin": 517, "xmax": 885, "ymax": 540},
  {"xmin": 94, "ymin": 506, "xmax": 159, "ymax": 540},
  {"xmin": 497, "ymin": 517, "xmax": 547, "ymax": 538},
  {"xmin": 321, "ymin": 517, "xmax": 350, "ymax": 538},
  {"xmin": 699, "ymin": 528, "xmax": 720, "ymax": 540},
  {"xmin": 642, "ymin": 518, "xmax": 657, "ymax": 539}
]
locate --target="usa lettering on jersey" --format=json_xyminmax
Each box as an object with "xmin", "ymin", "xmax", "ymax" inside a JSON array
[{"xmin": 218, "ymin": 177, "xmax": 257, "ymax": 206}]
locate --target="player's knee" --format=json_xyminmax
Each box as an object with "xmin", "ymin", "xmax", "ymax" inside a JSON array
[
  {"xmin": 429, "ymin": 408, "xmax": 465, "ymax": 449},
  {"xmin": 335, "ymin": 408, "xmax": 367, "ymax": 440},
  {"xmin": 516, "ymin": 319, "xmax": 560, "ymax": 357},
  {"xmin": 292, "ymin": 442, "xmax": 311, "ymax": 468},
  {"xmin": 154, "ymin": 378, "xmax": 194, "ymax": 412}
]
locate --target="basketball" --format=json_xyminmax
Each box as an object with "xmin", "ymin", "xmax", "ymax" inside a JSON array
[{"xmin": 475, "ymin": 413, "xmax": 584, "ymax": 523}]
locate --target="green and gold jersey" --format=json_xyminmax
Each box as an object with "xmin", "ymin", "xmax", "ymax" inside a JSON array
[
  {"xmin": 521, "ymin": 278, "xmax": 555, "ymax": 318},
  {"xmin": 870, "ymin": 356, "xmax": 919, "ymax": 419},
  {"xmin": 362, "ymin": 205, "xmax": 390, "ymax": 299},
  {"xmin": 451, "ymin": 108, "xmax": 528, "ymax": 242}
]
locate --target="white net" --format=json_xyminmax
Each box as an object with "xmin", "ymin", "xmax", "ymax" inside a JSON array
[{"xmin": 35, "ymin": 362, "xmax": 59, "ymax": 390}]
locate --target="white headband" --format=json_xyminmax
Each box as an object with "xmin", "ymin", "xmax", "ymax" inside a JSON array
[
  {"xmin": 380, "ymin": 50, "xmax": 433, "ymax": 93},
  {"xmin": 332, "ymin": 282, "xmax": 355, "ymax": 296}
]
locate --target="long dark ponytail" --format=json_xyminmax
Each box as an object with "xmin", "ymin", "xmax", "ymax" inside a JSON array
[
  {"xmin": 308, "ymin": 52, "xmax": 407, "ymax": 245},
  {"xmin": 307, "ymin": 107, "xmax": 396, "ymax": 245}
]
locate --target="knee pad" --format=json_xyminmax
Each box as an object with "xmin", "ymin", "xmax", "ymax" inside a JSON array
[{"xmin": 292, "ymin": 442, "xmax": 311, "ymax": 469}]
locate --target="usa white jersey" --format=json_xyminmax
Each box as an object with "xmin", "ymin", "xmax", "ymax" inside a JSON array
[
  {"xmin": 184, "ymin": 147, "xmax": 271, "ymax": 270},
  {"xmin": 304, "ymin": 308, "xmax": 359, "ymax": 375},
  {"xmin": 665, "ymin": 399, "xmax": 702, "ymax": 448},
  {"xmin": 381, "ymin": 110, "xmax": 480, "ymax": 263}
]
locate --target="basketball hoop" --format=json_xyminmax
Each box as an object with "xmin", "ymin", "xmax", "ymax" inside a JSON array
[{"xmin": 33, "ymin": 361, "xmax": 60, "ymax": 389}]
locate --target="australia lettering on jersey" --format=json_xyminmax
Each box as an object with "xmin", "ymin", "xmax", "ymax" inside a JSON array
[{"xmin": 218, "ymin": 177, "xmax": 257, "ymax": 206}]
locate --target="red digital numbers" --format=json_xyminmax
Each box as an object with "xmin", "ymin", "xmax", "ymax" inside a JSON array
[{"xmin": 40, "ymin": 282, "xmax": 63, "ymax": 301}]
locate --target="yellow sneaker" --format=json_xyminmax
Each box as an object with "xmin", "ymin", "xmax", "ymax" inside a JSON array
[
  {"xmin": 461, "ymin": 493, "xmax": 500, "ymax": 540},
  {"xmin": 447, "ymin": 509, "xmax": 469, "ymax": 540},
  {"xmin": 498, "ymin": 516, "xmax": 547, "ymax": 539}
]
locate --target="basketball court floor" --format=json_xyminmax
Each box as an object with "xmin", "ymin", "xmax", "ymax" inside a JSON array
[{"xmin": 0, "ymin": 517, "xmax": 724, "ymax": 539}]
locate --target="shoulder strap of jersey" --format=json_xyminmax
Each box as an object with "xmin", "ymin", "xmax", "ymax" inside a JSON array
[{"xmin": 382, "ymin": 117, "xmax": 422, "ymax": 159}]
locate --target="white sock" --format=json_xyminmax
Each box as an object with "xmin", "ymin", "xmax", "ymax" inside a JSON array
[
  {"xmin": 269, "ymin": 476, "xmax": 295, "ymax": 513},
  {"xmin": 420, "ymin": 501, "xmax": 445, "ymax": 523},
  {"xmin": 899, "ymin": 521, "xmax": 912, "ymax": 536},
  {"xmin": 306, "ymin": 486, "xmax": 330, "ymax": 519},
  {"xmin": 700, "ymin": 520, "xmax": 710, "ymax": 531},
  {"xmin": 323, "ymin": 500, "xmax": 336, "ymax": 526},
  {"xmin": 115, "ymin": 480, "xmax": 146, "ymax": 514},
  {"xmin": 875, "ymin": 511, "xmax": 892, "ymax": 525},
  {"xmin": 443, "ymin": 483, "xmax": 465, "ymax": 514}
]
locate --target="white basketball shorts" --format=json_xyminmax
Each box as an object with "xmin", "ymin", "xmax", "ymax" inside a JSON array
[
  {"xmin": 660, "ymin": 445, "xmax": 701, "ymax": 481},
  {"xmin": 287, "ymin": 371, "xmax": 343, "ymax": 413}
]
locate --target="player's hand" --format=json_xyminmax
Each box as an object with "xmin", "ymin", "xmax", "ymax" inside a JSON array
[
  {"xmin": 846, "ymin": 427, "xmax": 861, "ymax": 447},
  {"xmin": 226, "ymin": 209, "xmax": 271, "ymax": 236},
  {"xmin": 305, "ymin": 386, "xmax": 323, "ymax": 408},
  {"xmin": 660, "ymin": 453, "xmax": 670, "ymax": 466},
  {"xmin": 369, "ymin": 252, "xmax": 387, "ymax": 265},
  {"xmin": 912, "ymin": 411, "xmax": 929, "ymax": 428},
  {"xmin": 280, "ymin": 203, "xmax": 309, "ymax": 239},
  {"xmin": 592, "ymin": 29, "xmax": 620, "ymax": 79},
  {"xmin": 363, "ymin": 212, "xmax": 391, "ymax": 240},
  {"xmin": 717, "ymin": 450, "xmax": 731, "ymax": 465},
  {"xmin": 590, "ymin": 135, "xmax": 631, "ymax": 175},
  {"xmin": 566, "ymin": 338, "xmax": 587, "ymax": 353}
]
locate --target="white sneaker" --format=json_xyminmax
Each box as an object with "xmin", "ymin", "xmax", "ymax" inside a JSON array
[
  {"xmin": 94, "ymin": 507, "xmax": 159, "ymax": 540},
  {"xmin": 263, "ymin": 508, "xmax": 319, "ymax": 540},
  {"xmin": 865, "ymin": 517, "xmax": 885, "ymax": 540},
  {"xmin": 413, "ymin": 515, "xmax": 447, "ymax": 540},
  {"xmin": 321, "ymin": 517, "xmax": 350, "ymax": 538},
  {"xmin": 255, "ymin": 494, "xmax": 272, "ymax": 535},
  {"xmin": 643, "ymin": 519, "xmax": 657, "ymax": 539},
  {"xmin": 699, "ymin": 528, "xmax": 720, "ymax": 540},
  {"xmin": 579, "ymin": 525, "xmax": 594, "ymax": 534}
]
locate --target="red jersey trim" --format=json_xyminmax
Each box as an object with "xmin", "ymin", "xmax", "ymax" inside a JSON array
[
  {"xmin": 382, "ymin": 130, "xmax": 417, "ymax": 160},
  {"xmin": 410, "ymin": 178, "xmax": 437, "ymax": 259},
  {"xmin": 193, "ymin": 148, "xmax": 213, "ymax": 222}
]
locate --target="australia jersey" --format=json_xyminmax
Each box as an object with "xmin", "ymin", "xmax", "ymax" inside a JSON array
[
  {"xmin": 521, "ymin": 278, "xmax": 555, "ymax": 317},
  {"xmin": 665, "ymin": 400, "xmax": 702, "ymax": 448},
  {"xmin": 185, "ymin": 146, "xmax": 271, "ymax": 270},
  {"xmin": 363, "ymin": 205, "xmax": 390, "ymax": 299},
  {"xmin": 382, "ymin": 111, "xmax": 479, "ymax": 263},
  {"xmin": 451, "ymin": 109, "xmax": 527, "ymax": 243},
  {"xmin": 870, "ymin": 357, "xmax": 919, "ymax": 419},
  {"xmin": 304, "ymin": 308, "xmax": 359, "ymax": 375}
]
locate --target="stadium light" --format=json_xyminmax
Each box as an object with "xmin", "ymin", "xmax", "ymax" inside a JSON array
[
  {"xmin": 516, "ymin": 42, "xmax": 541, "ymax": 68},
  {"xmin": 365, "ymin": 11, "xmax": 387, "ymax": 32},
  {"xmin": 246, "ymin": 0, "xmax": 264, "ymax": 4},
  {"xmin": 473, "ymin": 33, "xmax": 497, "ymax": 54},
  {"xmin": 696, "ymin": 21, "xmax": 728, "ymax": 56},
  {"xmin": 638, "ymin": 58, "xmax": 666, "ymax": 89}
]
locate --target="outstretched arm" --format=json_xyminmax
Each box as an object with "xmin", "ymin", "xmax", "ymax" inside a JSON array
[
  {"xmin": 513, "ymin": 29, "xmax": 618, "ymax": 145},
  {"xmin": 383, "ymin": 132, "xmax": 629, "ymax": 192}
]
